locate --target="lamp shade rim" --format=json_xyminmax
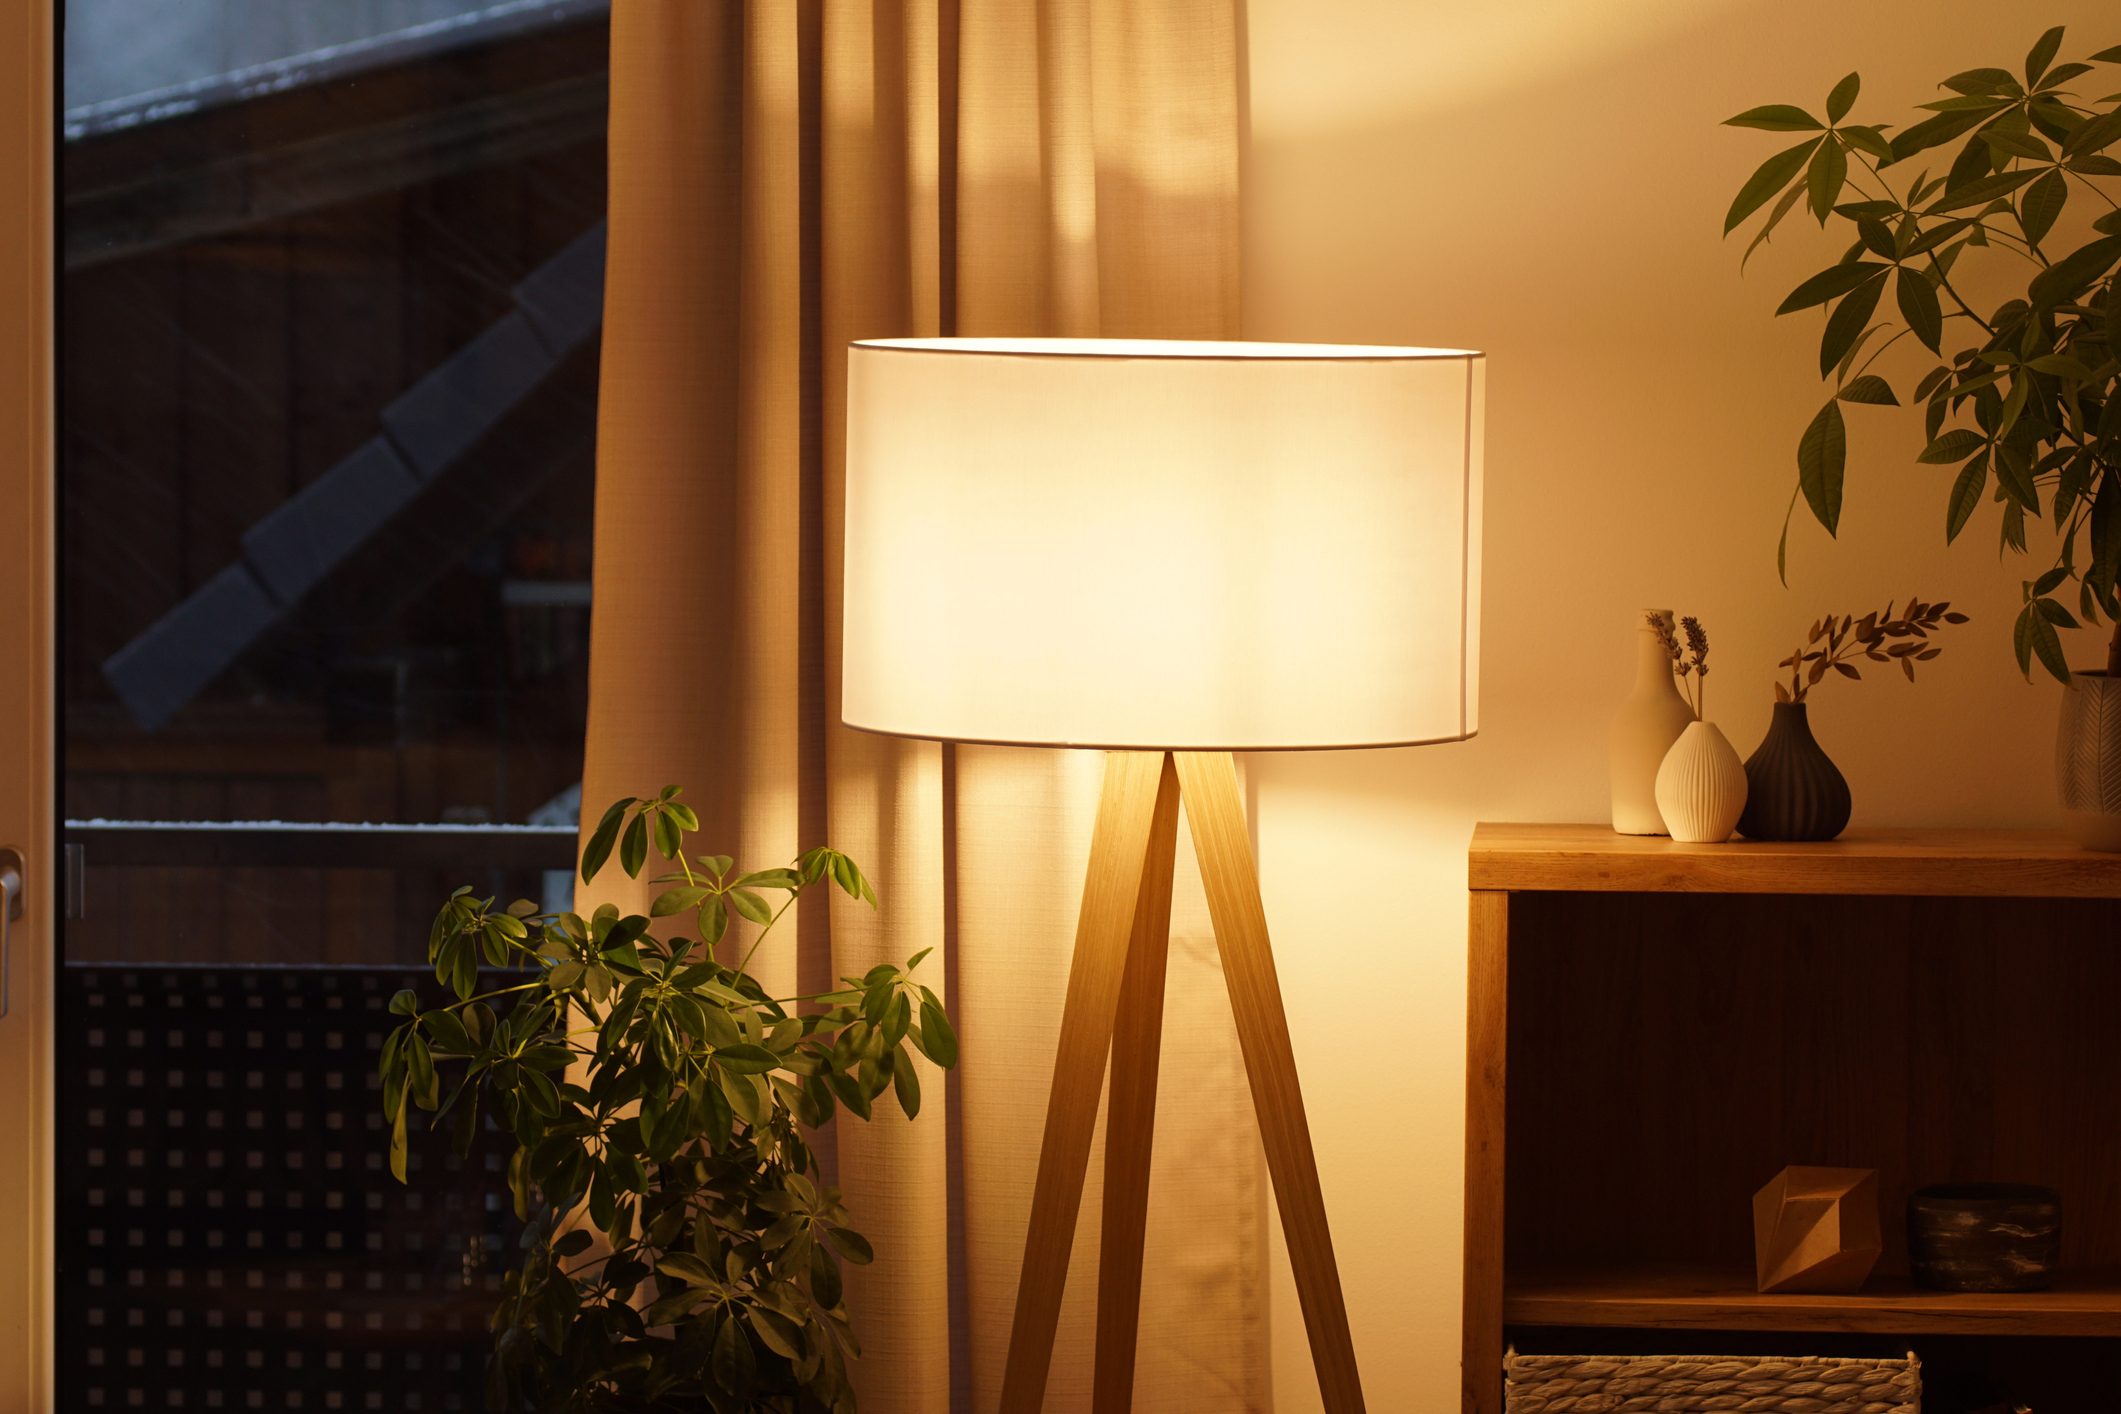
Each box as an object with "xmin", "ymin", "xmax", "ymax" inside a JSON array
[
  {"xmin": 850, "ymin": 336, "xmax": 1485, "ymax": 362},
  {"xmin": 839, "ymin": 716, "xmax": 1481, "ymax": 754},
  {"xmin": 840, "ymin": 341, "xmax": 1486, "ymax": 751}
]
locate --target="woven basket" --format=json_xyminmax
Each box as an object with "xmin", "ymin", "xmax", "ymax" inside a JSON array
[{"xmin": 1503, "ymin": 1349, "xmax": 1920, "ymax": 1413}]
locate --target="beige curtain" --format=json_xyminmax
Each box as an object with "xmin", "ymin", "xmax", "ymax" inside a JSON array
[{"xmin": 579, "ymin": 3, "xmax": 1260, "ymax": 1410}]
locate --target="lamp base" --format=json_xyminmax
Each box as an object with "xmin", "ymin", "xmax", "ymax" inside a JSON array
[{"xmin": 998, "ymin": 750, "xmax": 1365, "ymax": 1413}]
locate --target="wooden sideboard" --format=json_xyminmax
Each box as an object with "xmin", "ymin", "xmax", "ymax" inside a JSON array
[{"xmin": 1462, "ymin": 824, "xmax": 2121, "ymax": 1413}]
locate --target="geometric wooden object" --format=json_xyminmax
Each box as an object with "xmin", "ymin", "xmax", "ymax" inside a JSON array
[
  {"xmin": 1752, "ymin": 1165, "xmax": 1882, "ymax": 1294},
  {"xmin": 999, "ymin": 750, "xmax": 1365, "ymax": 1413}
]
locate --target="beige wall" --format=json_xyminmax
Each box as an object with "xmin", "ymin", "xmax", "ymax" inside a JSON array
[{"xmin": 1241, "ymin": 1, "xmax": 2112, "ymax": 1408}]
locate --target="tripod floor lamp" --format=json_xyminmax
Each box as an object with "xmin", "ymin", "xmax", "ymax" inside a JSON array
[{"xmin": 841, "ymin": 338, "xmax": 1486, "ymax": 1413}]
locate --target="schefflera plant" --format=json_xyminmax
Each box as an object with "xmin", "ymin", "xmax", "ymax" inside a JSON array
[
  {"xmin": 377, "ymin": 786, "xmax": 958, "ymax": 1414},
  {"xmin": 1723, "ymin": 25, "xmax": 2121, "ymax": 680}
]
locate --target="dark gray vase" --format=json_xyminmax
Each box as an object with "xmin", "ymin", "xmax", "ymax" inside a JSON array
[{"xmin": 1737, "ymin": 701, "xmax": 1851, "ymax": 841}]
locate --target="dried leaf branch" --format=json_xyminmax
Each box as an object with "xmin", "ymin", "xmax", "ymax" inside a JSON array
[{"xmin": 1776, "ymin": 596, "xmax": 1969, "ymax": 704}]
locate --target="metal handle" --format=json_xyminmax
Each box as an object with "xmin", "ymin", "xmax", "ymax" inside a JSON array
[{"xmin": 0, "ymin": 847, "xmax": 22, "ymax": 1019}]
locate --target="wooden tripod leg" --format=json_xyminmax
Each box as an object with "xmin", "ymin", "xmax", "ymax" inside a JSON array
[
  {"xmin": 1000, "ymin": 750, "xmax": 1171, "ymax": 1414},
  {"xmin": 1092, "ymin": 756, "xmax": 1181, "ymax": 1413},
  {"xmin": 1175, "ymin": 751, "xmax": 1367, "ymax": 1414}
]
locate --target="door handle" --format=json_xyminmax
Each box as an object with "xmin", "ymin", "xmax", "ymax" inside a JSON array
[{"xmin": 0, "ymin": 847, "xmax": 21, "ymax": 1019}]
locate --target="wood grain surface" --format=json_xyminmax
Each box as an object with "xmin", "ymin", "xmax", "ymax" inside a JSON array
[
  {"xmin": 1462, "ymin": 891, "xmax": 1510, "ymax": 1414},
  {"xmin": 1178, "ymin": 751, "xmax": 1366, "ymax": 1414},
  {"xmin": 999, "ymin": 751, "xmax": 1167, "ymax": 1414},
  {"xmin": 1505, "ymin": 1265, "xmax": 2121, "ymax": 1337},
  {"xmin": 1091, "ymin": 757, "xmax": 1181, "ymax": 1413},
  {"xmin": 1470, "ymin": 822, "xmax": 2121, "ymax": 898}
]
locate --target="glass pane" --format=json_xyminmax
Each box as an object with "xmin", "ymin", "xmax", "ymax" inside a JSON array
[{"xmin": 59, "ymin": 3, "xmax": 608, "ymax": 1406}]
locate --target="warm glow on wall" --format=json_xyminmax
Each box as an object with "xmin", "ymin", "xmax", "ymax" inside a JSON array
[{"xmin": 841, "ymin": 338, "xmax": 1486, "ymax": 750}]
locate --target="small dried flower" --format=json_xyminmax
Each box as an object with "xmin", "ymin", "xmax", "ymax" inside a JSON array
[
  {"xmin": 1654, "ymin": 610, "xmax": 1711, "ymax": 719},
  {"xmin": 1648, "ymin": 610, "xmax": 1682, "ymax": 664},
  {"xmin": 1680, "ymin": 616, "xmax": 1709, "ymax": 678}
]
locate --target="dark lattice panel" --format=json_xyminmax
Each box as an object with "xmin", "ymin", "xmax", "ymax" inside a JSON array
[{"xmin": 58, "ymin": 965, "xmax": 523, "ymax": 1412}]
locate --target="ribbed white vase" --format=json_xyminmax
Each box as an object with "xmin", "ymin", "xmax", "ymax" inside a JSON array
[{"xmin": 1655, "ymin": 720, "xmax": 1748, "ymax": 844}]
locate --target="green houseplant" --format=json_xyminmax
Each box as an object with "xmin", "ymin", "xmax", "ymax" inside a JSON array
[
  {"xmin": 378, "ymin": 786, "xmax": 957, "ymax": 1413},
  {"xmin": 1722, "ymin": 25, "xmax": 2121, "ymax": 682}
]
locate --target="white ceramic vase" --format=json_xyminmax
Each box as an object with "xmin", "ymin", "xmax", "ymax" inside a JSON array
[
  {"xmin": 1655, "ymin": 720, "xmax": 1749, "ymax": 844},
  {"xmin": 1610, "ymin": 610, "xmax": 1695, "ymax": 835}
]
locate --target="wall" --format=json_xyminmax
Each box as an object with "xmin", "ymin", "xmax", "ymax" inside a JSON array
[{"xmin": 1240, "ymin": 1, "xmax": 2115, "ymax": 1408}]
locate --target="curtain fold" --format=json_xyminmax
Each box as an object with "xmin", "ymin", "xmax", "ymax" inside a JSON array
[{"xmin": 581, "ymin": 3, "xmax": 1254, "ymax": 1408}]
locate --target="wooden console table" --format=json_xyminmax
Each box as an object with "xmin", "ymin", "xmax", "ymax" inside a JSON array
[{"xmin": 1461, "ymin": 824, "xmax": 2121, "ymax": 1413}]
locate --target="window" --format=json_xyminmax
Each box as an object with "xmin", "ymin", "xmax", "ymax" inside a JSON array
[{"xmin": 60, "ymin": 4, "xmax": 608, "ymax": 1405}]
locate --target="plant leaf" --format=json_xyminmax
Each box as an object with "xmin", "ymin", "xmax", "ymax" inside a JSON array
[
  {"xmin": 2025, "ymin": 25, "xmax": 2066, "ymax": 86},
  {"xmin": 1946, "ymin": 451, "xmax": 1989, "ymax": 542},
  {"xmin": 1726, "ymin": 104, "xmax": 1824, "ymax": 132},
  {"xmin": 917, "ymin": 999, "xmax": 958, "ymax": 1068},
  {"xmin": 1984, "ymin": 128, "xmax": 2053, "ymax": 161},
  {"xmin": 1826, "ymin": 72, "xmax": 1860, "ymax": 124},
  {"xmin": 824, "ymin": 1226, "xmax": 875, "ymax": 1265},
  {"xmin": 2037, "ymin": 595, "xmax": 2080, "ymax": 628},
  {"xmin": 1807, "ymin": 138, "xmax": 1849, "ymax": 222},
  {"xmin": 713, "ymin": 1314, "xmax": 756, "ymax": 1394},
  {"xmin": 1994, "ymin": 442, "xmax": 2039, "ymax": 512},
  {"xmin": 1889, "ymin": 104, "xmax": 2006, "ymax": 164},
  {"xmin": 581, "ymin": 798, "xmax": 629, "ymax": 884},
  {"xmin": 659, "ymin": 1252, "xmax": 718, "ymax": 1286},
  {"xmin": 2027, "ymin": 352, "xmax": 2094, "ymax": 380},
  {"xmin": 1943, "ymin": 67, "xmax": 2022, "ymax": 97},
  {"xmin": 389, "ymin": 1098, "xmax": 408, "ymax": 1183},
  {"xmin": 892, "ymin": 1050, "xmax": 921, "ymax": 1118},
  {"xmin": 1926, "ymin": 168, "xmax": 2040, "ymax": 213},
  {"xmin": 1919, "ymin": 428, "xmax": 1987, "ymax": 464},
  {"xmin": 650, "ymin": 808, "xmax": 682, "ymax": 862},
  {"xmin": 652, "ymin": 885, "xmax": 711, "ymax": 917},
  {"xmin": 1896, "ymin": 266, "xmax": 1944, "ymax": 353},
  {"xmin": 1777, "ymin": 260, "xmax": 1892, "ymax": 314},
  {"xmin": 1797, "ymin": 400, "xmax": 1846, "ymax": 535},
  {"xmin": 712, "ymin": 1043, "xmax": 780, "ymax": 1074},
  {"xmin": 2018, "ymin": 601, "xmax": 2070, "ymax": 682},
  {"xmin": 2062, "ymin": 109, "xmax": 2121, "ymax": 157},
  {"xmin": 1819, "ymin": 274, "xmax": 1886, "ymax": 376},
  {"xmin": 1727, "ymin": 138, "xmax": 1825, "ymax": 234},
  {"xmin": 2019, "ymin": 168, "xmax": 2069, "ymax": 247},
  {"xmin": 1837, "ymin": 374, "xmax": 1898, "ymax": 405},
  {"xmin": 1742, "ymin": 181, "xmax": 1809, "ymax": 270},
  {"xmin": 728, "ymin": 888, "xmax": 775, "ymax": 926},
  {"xmin": 2029, "ymin": 234, "xmax": 2121, "ymax": 307},
  {"xmin": 1903, "ymin": 217, "xmax": 1974, "ymax": 258}
]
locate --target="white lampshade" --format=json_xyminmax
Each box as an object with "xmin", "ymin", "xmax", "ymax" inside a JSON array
[{"xmin": 841, "ymin": 338, "xmax": 1485, "ymax": 751}]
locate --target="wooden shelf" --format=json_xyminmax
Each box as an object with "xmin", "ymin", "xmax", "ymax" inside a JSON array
[
  {"xmin": 1470, "ymin": 822, "xmax": 2121, "ymax": 898},
  {"xmin": 1462, "ymin": 829, "xmax": 2121, "ymax": 1411},
  {"xmin": 1506, "ymin": 1266, "xmax": 2121, "ymax": 1338}
]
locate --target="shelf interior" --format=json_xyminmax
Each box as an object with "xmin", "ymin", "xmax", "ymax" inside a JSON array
[{"xmin": 1500, "ymin": 892, "xmax": 2121, "ymax": 1340}]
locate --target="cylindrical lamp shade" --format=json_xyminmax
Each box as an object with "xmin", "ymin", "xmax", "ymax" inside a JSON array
[{"xmin": 842, "ymin": 339, "xmax": 1485, "ymax": 751}]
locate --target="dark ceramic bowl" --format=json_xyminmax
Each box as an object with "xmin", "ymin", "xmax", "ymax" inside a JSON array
[{"xmin": 1908, "ymin": 1183, "xmax": 2061, "ymax": 1292}]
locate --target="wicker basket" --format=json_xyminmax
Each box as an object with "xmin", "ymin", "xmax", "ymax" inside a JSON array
[{"xmin": 1503, "ymin": 1349, "xmax": 1920, "ymax": 1412}]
